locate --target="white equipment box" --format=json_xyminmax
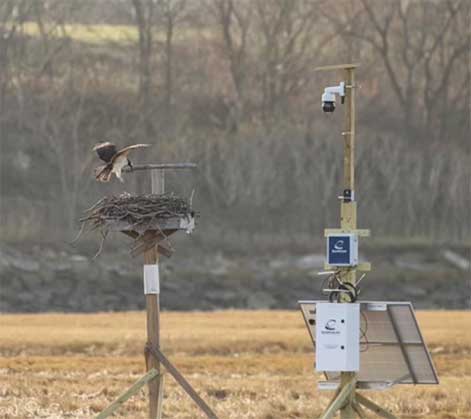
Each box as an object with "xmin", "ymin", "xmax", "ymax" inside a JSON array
[{"xmin": 316, "ymin": 303, "xmax": 360, "ymax": 372}]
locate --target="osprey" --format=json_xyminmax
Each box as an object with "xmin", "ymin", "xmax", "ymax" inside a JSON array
[{"xmin": 93, "ymin": 142, "xmax": 151, "ymax": 182}]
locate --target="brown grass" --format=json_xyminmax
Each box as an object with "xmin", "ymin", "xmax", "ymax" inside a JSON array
[{"xmin": 0, "ymin": 311, "xmax": 470, "ymax": 418}]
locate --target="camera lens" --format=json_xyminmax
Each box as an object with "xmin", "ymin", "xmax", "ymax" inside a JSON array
[{"xmin": 322, "ymin": 102, "xmax": 335, "ymax": 113}]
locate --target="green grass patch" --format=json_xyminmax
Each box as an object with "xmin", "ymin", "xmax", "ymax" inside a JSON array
[{"xmin": 8, "ymin": 22, "xmax": 213, "ymax": 45}]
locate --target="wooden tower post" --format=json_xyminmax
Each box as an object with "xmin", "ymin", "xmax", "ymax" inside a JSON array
[
  {"xmin": 144, "ymin": 169, "xmax": 165, "ymax": 419},
  {"xmin": 96, "ymin": 163, "xmax": 219, "ymax": 419},
  {"xmin": 340, "ymin": 65, "xmax": 357, "ymax": 419},
  {"xmin": 315, "ymin": 64, "xmax": 374, "ymax": 419}
]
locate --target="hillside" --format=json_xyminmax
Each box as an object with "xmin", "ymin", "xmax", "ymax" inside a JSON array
[{"xmin": 0, "ymin": 242, "xmax": 468, "ymax": 313}]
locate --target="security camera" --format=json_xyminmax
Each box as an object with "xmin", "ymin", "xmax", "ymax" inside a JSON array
[
  {"xmin": 321, "ymin": 82, "xmax": 345, "ymax": 113},
  {"xmin": 321, "ymin": 91, "xmax": 336, "ymax": 112}
]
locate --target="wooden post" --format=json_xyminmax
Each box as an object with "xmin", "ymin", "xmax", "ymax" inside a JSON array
[
  {"xmin": 95, "ymin": 162, "xmax": 218, "ymax": 418},
  {"xmin": 340, "ymin": 66, "xmax": 358, "ymax": 419},
  {"xmin": 144, "ymin": 169, "xmax": 166, "ymax": 419},
  {"xmin": 343, "ymin": 68, "xmax": 355, "ymax": 193},
  {"xmin": 316, "ymin": 64, "xmax": 359, "ymax": 418}
]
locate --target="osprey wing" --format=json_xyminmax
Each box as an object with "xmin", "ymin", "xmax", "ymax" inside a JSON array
[
  {"xmin": 111, "ymin": 144, "xmax": 151, "ymax": 163},
  {"xmin": 94, "ymin": 164, "xmax": 113, "ymax": 182},
  {"xmin": 93, "ymin": 142, "xmax": 117, "ymax": 163}
]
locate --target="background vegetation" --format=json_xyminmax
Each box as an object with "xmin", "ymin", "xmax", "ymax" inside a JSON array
[{"xmin": 0, "ymin": 0, "xmax": 469, "ymax": 249}]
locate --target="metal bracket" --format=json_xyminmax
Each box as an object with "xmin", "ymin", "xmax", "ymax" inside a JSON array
[{"xmin": 180, "ymin": 216, "xmax": 195, "ymax": 234}]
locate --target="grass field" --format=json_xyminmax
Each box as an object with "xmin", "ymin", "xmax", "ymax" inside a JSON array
[
  {"xmin": 0, "ymin": 310, "xmax": 470, "ymax": 418},
  {"xmin": 12, "ymin": 22, "xmax": 212, "ymax": 45}
]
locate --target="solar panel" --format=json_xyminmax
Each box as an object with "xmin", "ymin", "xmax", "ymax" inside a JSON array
[{"xmin": 299, "ymin": 301, "xmax": 439, "ymax": 389}]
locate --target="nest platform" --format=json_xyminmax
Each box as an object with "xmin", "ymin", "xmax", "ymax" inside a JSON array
[{"xmin": 80, "ymin": 193, "xmax": 195, "ymax": 257}]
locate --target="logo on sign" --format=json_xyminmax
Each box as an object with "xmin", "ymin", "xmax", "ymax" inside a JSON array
[
  {"xmin": 321, "ymin": 319, "xmax": 340, "ymax": 335},
  {"xmin": 325, "ymin": 319, "xmax": 337, "ymax": 330},
  {"xmin": 334, "ymin": 240, "xmax": 344, "ymax": 250},
  {"xmin": 332, "ymin": 239, "xmax": 347, "ymax": 254}
]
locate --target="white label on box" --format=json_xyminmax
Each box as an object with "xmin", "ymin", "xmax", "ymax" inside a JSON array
[
  {"xmin": 144, "ymin": 264, "xmax": 160, "ymax": 294},
  {"xmin": 366, "ymin": 302, "xmax": 387, "ymax": 311}
]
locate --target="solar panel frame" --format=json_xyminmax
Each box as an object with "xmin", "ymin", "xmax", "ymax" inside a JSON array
[{"xmin": 298, "ymin": 300, "xmax": 439, "ymax": 387}]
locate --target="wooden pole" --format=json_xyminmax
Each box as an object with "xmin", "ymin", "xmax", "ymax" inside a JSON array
[
  {"xmin": 94, "ymin": 162, "xmax": 216, "ymax": 418},
  {"xmin": 343, "ymin": 68, "xmax": 355, "ymax": 192},
  {"xmin": 144, "ymin": 169, "xmax": 166, "ymax": 419},
  {"xmin": 340, "ymin": 67, "xmax": 358, "ymax": 419}
]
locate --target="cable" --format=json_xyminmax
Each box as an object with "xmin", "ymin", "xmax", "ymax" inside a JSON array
[{"xmin": 360, "ymin": 310, "xmax": 369, "ymax": 352}]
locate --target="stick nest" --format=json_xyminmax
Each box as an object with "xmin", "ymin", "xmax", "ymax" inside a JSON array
[{"xmin": 77, "ymin": 192, "xmax": 195, "ymax": 257}]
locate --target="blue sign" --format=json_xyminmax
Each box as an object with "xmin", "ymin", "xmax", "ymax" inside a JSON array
[{"xmin": 328, "ymin": 235, "xmax": 351, "ymax": 265}]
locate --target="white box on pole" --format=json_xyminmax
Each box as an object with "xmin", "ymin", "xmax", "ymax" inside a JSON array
[{"xmin": 316, "ymin": 303, "xmax": 360, "ymax": 372}]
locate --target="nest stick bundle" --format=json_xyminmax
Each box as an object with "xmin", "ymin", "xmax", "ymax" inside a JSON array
[{"xmin": 78, "ymin": 193, "xmax": 194, "ymax": 257}]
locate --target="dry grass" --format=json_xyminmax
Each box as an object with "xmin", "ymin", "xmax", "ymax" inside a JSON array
[{"xmin": 0, "ymin": 310, "xmax": 470, "ymax": 418}]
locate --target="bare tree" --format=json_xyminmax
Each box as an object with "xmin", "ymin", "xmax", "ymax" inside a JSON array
[
  {"xmin": 209, "ymin": 0, "xmax": 251, "ymax": 107},
  {"xmin": 323, "ymin": 0, "xmax": 468, "ymax": 143},
  {"xmin": 252, "ymin": 0, "xmax": 335, "ymax": 122},
  {"xmin": 132, "ymin": 0, "xmax": 156, "ymax": 108},
  {"xmin": 0, "ymin": 1, "xmax": 31, "ymax": 119},
  {"xmin": 157, "ymin": 0, "xmax": 187, "ymax": 118}
]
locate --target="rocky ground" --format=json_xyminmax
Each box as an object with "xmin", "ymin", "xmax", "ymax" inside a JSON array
[{"xmin": 0, "ymin": 240, "xmax": 469, "ymax": 312}]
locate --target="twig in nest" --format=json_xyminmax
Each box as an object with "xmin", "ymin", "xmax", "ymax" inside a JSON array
[
  {"xmin": 70, "ymin": 222, "xmax": 86, "ymax": 244},
  {"xmin": 93, "ymin": 231, "xmax": 108, "ymax": 259},
  {"xmin": 189, "ymin": 189, "xmax": 195, "ymax": 208}
]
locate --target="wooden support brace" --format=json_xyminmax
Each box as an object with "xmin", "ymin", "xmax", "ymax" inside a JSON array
[
  {"xmin": 96, "ymin": 369, "xmax": 160, "ymax": 419},
  {"xmin": 146, "ymin": 345, "xmax": 219, "ymax": 419},
  {"xmin": 356, "ymin": 393, "xmax": 398, "ymax": 419},
  {"xmin": 156, "ymin": 374, "xmax": 164, "ymax": 419},
  {"xmin": 322, "ymin": 386, "xmax": 342, "ymax": 414},
  {"xmin": 319, "ymin": 377, "xmax": 356, "ymax": 419},
  {"xmin": 352, "ymin": 400, "xmax": 368, "ymax": 419}
]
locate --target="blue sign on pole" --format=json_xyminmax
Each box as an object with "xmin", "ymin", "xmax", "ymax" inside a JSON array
[{"xmin": 326, "ymin": 234, "xmax": 358, "ymax": 266}]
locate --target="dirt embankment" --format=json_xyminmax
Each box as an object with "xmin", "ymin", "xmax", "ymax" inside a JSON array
[{"xmin": 0, "ymin": 243, "xmax": 468, "ymax": 312}]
